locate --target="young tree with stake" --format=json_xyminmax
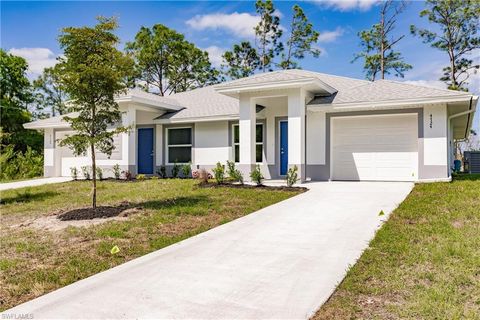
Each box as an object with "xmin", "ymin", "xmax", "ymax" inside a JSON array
[{"xmin": 57, "ymin": 17, "xmax": 134, "ymax": 209}]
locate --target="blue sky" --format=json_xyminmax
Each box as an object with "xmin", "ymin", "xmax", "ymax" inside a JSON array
[
  {"xmin": 2, "ymin": 1, "xmax": 478, "ymax": 87},
  {"xmin": 2, "ymin": 0, "xmax": 479, "ymax": 129}
]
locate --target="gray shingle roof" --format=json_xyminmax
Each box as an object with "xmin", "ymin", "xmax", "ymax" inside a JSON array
[
  {"xmin": 156, "ymin": 70, "xmax": 471, "ymax": 121},
  {"xmin": 157, "ymin": 86, "xmax": 239, "ymax": 120},
  {"xmin": 308, "ymin": 79, "xmax": 471, "ymax": 105}
]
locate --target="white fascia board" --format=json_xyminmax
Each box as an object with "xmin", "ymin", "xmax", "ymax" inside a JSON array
[
  {"xmin": 215, "ymin": 78, "xmax": 336, "ymax": 96},
  {"xmin": 23, "ymin": 122, "xmax": 71, "ymax": 129},
  {"xmin": 308, "ymin": 95, "xmax": 474, "ymax": 112},
  {"xmin": 116, "ymin": 96, "xmax": 183, "ymax": 111},
  {"xmin": 154, "ymin": 114, "xmax": 240, "ymax": 124}
]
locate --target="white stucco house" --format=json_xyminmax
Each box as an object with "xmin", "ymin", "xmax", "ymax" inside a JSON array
[{"xmin": 24, "ymin": 69, "xmax": 478, "ymax": 182}]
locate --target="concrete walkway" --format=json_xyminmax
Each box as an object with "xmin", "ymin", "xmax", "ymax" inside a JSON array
[
  {"xmin": 5, "ymin": 181, "xmax": 413, "ymax": 319},
  {"xmin": 0, "ymin": 177, "xmax": 72, "ymax": 191}
]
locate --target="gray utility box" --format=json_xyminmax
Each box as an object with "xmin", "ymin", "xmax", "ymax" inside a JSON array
[{"xmin": 464, "ymin": 151, "xmax": 480, "ymax": 174}]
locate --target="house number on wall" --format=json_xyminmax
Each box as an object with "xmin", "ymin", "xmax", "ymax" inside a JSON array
[{"xmin": 429, "ymin": 114, "xmax": 433, "ymax": 129}]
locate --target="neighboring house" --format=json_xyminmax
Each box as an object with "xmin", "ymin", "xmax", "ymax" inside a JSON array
[{"xmin": 24, "ymin": 69, "xmax": 478, "ymax": 182}]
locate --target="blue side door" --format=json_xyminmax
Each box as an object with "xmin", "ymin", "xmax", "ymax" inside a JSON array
[
  {"xmin": 280, "ymin": 121, "xmax": 288, "ymax": 176},
  {"xmin": 138, "ymin": 128, "xmax": 154, "ymax": 174}
]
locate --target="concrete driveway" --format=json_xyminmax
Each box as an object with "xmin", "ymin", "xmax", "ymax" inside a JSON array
[
  {"xmin": 0, "ymin": 177, "xmax": 72, "ymax": 191},
  {"xmin": 5, "ymin": 181, "xmax": 413, "ymax": 319}
]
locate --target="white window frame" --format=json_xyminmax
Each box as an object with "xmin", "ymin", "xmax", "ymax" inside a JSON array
[
  {"xmin": 232, "ymin": 123, "xmax": 264, "ymax": 164},
  {"xmin": 165, "ymin": 126, "xmax": 192, "ymax": 165}
]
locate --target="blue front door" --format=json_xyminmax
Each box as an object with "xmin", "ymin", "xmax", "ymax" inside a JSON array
[
  {"xmin": 280, "ymin": 121, "xmax": 288, "ymax": 176},
  {"xmin": 138, "ymin": 128, "xmax": 154, "ymax": 174}
]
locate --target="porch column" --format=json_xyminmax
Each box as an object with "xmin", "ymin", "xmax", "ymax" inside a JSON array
[
  {"xmin": 239, "ymin": 94, "xmax": 256, "ymax": 180},
  {"xmin": 288, "ymin": 88, "xmax": 306, "ymax": 182},
  {"xmin": 124, "ymin": 107, "xmax": 137, "ymax": 174},
  {"xmin": 44, "ymin": 128, "xmax": 55, "ymax": 177}
]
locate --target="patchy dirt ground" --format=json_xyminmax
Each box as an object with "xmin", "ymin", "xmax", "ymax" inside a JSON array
[{"xmin": 12, "ymin": 202, "xmax": 143, "ymax": 231}]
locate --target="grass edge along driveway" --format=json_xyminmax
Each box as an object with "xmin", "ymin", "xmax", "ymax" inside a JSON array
[{"xmin": 314, "ymin": 174, "xmax": 480, "ymax": 320}]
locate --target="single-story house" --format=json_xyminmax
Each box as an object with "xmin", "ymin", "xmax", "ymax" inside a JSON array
[{"xmin": 25, "ymin": 69, "xmax": 478, "ymax": 182}]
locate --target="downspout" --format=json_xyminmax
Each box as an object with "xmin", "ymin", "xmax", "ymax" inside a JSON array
[
  {"xmin": 449, "ymin": 97, "xmax": 474, "ymax": 121},
  {"xmin": 464, "ymin": 97, "xmax": 473, "ymax": 138},
  {"xmin": 447, "ymin": 97, "xmax": 475, "ymax": 175}
]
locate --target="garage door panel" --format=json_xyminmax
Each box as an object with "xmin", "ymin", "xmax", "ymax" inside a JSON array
[
  {"xmin": 334, "ymin": 133, "xmax": 374, "ymax": 145},
  {"xmin": 331, "ymin": 114, "xmax": 418, "ymax": 181}
]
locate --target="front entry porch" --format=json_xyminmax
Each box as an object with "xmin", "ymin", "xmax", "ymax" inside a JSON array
[{"xmin": 237, "ymin": 88, "xmax": 307, "ymax": 182}]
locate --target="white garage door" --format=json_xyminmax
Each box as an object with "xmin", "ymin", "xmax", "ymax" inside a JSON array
[{"xmin": 331, "ymin": 114, "xmax": 418, "ymax": 181}]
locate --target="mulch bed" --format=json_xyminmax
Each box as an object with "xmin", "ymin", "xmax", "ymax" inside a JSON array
[{"xmin": 57, "ymin": 202, "xmax": 141, "ymax": 221}]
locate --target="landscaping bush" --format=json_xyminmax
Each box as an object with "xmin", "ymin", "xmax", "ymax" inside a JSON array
[
  {"xmin": 70, "ymin": 167, "xmax": 78, "ymax": 180},
  {"xmin": 112, "ymin": 164, "xmax": 121, "ymax": 180},
  {"xmin": 212, "ymin": 162, "xmax": 225, "ymax": 184},
  {"xmin": 0, "ymin": 145, "xmax": 43, "ymax": 181},
  {"xmin": 181, "ymin": 163, "xmax": 191, "ymax": 178},
  {"xmin": 81, "ymin": 166, "xmax": 91, "ymax": 180},
  {"xmin": 136, "ymin": 174, "xmax": 146, "ymax": 181},
  {"xmin": 250, "ymin": 165, "xmax": 264, "ymax": 186},
  {"xmin": 286, "ymin": 165, "xmax": 298, "ymax": 187},
  {"xmin": 96, "ymin": 167, "xmax": 103, "ymax": 180},
  {"xmin": 156, "ymin": 165, "xmax": 167, "ymax": 178},
  {"xmin": 226, "ymin": 160, "xmax": 243, "ymax": 184},
  {"xmin": 171, "ymin": 162, "xmax": 180, "ymax": 178}
]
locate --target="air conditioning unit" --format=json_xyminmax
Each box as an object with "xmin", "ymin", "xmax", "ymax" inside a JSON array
[{"xmin": 464, "ymin": 151, "xmax": 480, "ymax": 174}]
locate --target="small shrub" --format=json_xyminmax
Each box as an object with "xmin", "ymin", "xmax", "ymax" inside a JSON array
[
  {"xmin": 233, "ymin": 170, "xmax": 244, "ymax": 184},
  {"xmin": 136, "ymin": 174, "xmax": 146, "ymax": 181},
  {"xmin": 171, "ymin": 161, "xmax": 180, "ymax": 178},
  {"xmin": 181, "ymin": 163, "xmax": 191, "ymax": 178},
  {"xmin": 151, "ymin": 175, "xmax": 159, "ymax": 180},
  {"xmin": 226, "ymin": 160, "xmax": 236, "ymax": 177},
  {"xmin": 156, "ymin": 165, "xmax": 167, "ymax": 178},
  {"xmin": 286, "ymin": 165, "xmax": 298, "ymax": 187},
  {"xmin": 112, "ymin": 164, "xmax": 121, "ymax": 180},
  {"xmin": 96, "ymin": 167, "xmax": 103, "ymax": 180},
  {"xmin": 250, "ymin": 165, "xmax": 264, "ymax": 186},
  {"xmin": 70, "ymin": 167, "xmax": 78, "ymax": 180},
  {"xmin": 81, "ymin": 166, "xmax": 91, "ymax": 180},
  {"xmin": 122, "ymin": 170, "xmax": 133, "ymax": 181},
  {"xmin": 212, "ymin": 162, "xmax": 225, "ymax": 184},
  {"xmin": 226, "ymin": 160, "xmax": 243, "ymax": 184}
]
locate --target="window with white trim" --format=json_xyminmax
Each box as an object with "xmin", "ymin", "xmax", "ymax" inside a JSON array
[
  {"xmin": 232, "ymin": 123, "xmax": 264, "ymax": 163},
  {"xmin": 167, "ymin": 127, "xmax": 192, "ymax": 164}
]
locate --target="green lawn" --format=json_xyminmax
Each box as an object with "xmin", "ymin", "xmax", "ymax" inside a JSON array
[
  {"xmin": 0, "ymin": 179, "xmax": 301, "ymax": 311},
  {"xmin": 314, "ymin": 175, "xmax": 480, "ymax": 320}
]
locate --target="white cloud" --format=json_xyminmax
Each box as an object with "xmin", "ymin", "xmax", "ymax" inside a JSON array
[
  {"xmin": 313, "ymin": 0, "xmax": 378, "ymax": 11},
  {"xmin": 317, "ymin": 27, "xmax": 344, "ymax": 43},
  {"xmin": 8, "ymin": 47, "xmax": 58, "ymax": 76},
  {"xmin": 204, "ymin": 46, "xmax": 225, "ymax": 67},
  {"xmin": 186, "ymin": 12, "xmax": 259, "ymax": 38}
]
